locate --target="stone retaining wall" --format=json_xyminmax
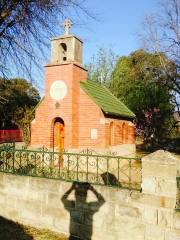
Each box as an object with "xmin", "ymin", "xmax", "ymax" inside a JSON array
[{"xmin": 0, "ymin": 150, "xmax": 179, "ymax": 240}]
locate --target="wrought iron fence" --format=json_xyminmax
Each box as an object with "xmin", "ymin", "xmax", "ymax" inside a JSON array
[
  {"xmin": 176, "ymin": 177, "xmax": 180, "ymax": 211},
  {"xmin": 0, "ymin": 143, "xmax": 142, "ymax": 190}
]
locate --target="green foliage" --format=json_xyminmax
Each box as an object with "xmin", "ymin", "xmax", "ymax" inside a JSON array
[
  {"xmin": 14, "ymin": 107, "xmax": 35, "ymax": 145},
  {"xmin": 0, "ymin": 78, "xmax": 40, "ymax": 143},
  {"xmin": 85, "ymin": 48, "xmax": 118, "ymax": 85},
  {"xmin": 110, "ymin": 49, "xmax": 175, "ymax": 144}
]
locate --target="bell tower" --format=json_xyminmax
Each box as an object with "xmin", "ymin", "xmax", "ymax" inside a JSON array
[
  {"xmin": 51, "ymin": 19, "xmax": 83, "ymax": 64},
  {"xmin": 31, "ymin": 19, "xmax": 87, "ymax": 149}
]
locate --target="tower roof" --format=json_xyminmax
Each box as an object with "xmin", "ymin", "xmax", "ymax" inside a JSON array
[{"xmin": 80, "ymin": 81, "xmax": 135, "ymax": 119}]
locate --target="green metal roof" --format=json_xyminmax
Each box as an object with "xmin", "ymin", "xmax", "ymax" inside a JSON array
[{"xmin": 80, "ymin": 81, "xmax": 135, "ymax": 119}]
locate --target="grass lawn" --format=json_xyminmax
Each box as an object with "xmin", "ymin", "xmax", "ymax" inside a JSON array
[{"xmin": 0, "ymin": 216, "xmax": 68, "ymax": 240}]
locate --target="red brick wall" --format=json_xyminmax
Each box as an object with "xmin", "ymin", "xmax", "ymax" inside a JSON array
[
  {"xmin": 78, "ymin": 88, "xmax": 105, "ymax": 148},
  {"xmin": 30, "ymin": 62, "xmax": 135, "ymax": 149},
  {"xmin": 31, "ymin": 63, "xmax": 87, "ymax": 148}
]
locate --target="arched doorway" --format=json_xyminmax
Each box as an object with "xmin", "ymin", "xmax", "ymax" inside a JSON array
[
  {"xmin": 53, "ymin": 117, "xmax": 65, "ymax": 151},
  {"xmin": 52, "ymin": 117, "xmax": 65, "ymax": 168}
]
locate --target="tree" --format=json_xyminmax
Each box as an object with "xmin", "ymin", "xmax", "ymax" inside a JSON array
[
  {"xmin": 140, "ymin": 0, "xmax": 180, "ymax": 114},
  {"xmin": 110, "ymin": 50, "xmax": 175, "ymax": 144},
  {"xmin": 85, "ymin": 48, "xmax": 117, "ymax": 85},
  {"xmin": 14, "ymin": 107, "xmax": 35, "ymax": 145},
  {"xmin": 0, "ymin": 0, "xmax": 90, "ymax": 79},
  {"xmin": 0, "ymin": 78, "xmax": 40, "ymax": 143}
]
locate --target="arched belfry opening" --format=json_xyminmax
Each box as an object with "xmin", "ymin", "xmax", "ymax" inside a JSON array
[
  {"xmin": 51, "ymin": 117, "xmax": 65, "ymax": 150},
  {"xmin": 59, "ymin": 43, "xmax": 67, "ymax": 62}
]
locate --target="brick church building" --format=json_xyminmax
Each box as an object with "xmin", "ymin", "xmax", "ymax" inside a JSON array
[{"xmin": 31, "ymin": 20, "xmax": 135, "ymax": 151}]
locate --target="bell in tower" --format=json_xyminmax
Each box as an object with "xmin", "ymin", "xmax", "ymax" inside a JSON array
[{"xmin": 51, "ymin": 19, "xmax": 83, "ymax": 64}]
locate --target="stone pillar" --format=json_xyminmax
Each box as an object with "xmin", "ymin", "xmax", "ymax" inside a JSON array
[
  {"xmin": 142, "ymin": 150, "xmax": 177, "ymax": 199},
  {"xmin": 141, "ymin": 150, "xmax": 179, "ymax": 240}
]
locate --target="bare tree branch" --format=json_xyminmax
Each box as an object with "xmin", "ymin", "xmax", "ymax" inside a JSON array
[
  {"xmin": 0, "ymin": 0, "xmax": 93, "ymax": 82},
  {"xmin": 139, "ymin": 0, "xmax": 180, "ymax": 115}
]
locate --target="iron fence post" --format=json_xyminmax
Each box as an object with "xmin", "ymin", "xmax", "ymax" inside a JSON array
[
  {"xmin": 50, "ymin": 152, "xmax": 53, "ymax": 176},
  {"xmin": 129, "ymin": 159, "xmax": 131, "ymax": 189},
  {"xmin": 67, "ymin": 154, "xmax": 70, "ymax": 180},
  {"xmin": 96, "ymin": 156, "xmax": 99, "ymax": 184},
  {"xmin": 58, "ymin": 150, "xmax": 61, "ymax": 178},
  {"xmin": 107, "ymin": 156, "xmax": 109, "ymax": 185},
  {"xmin": 77, "ymin": 154, "xmax": 79, "ymax": 181},
  {"xmin": 12, "ymin": 145, "xmax": 15, "ymax": 173},
  {"xmin": 34, "ymin": 152, "xmax": 36, "ymax": 175},
  {"xmin": 2, "ymin": 143, "xmax": 5, "ymax": 171},
  {"xmin": 42, "ymin": 146, "xmax": 44, "ymax": 176},
  {"xmin": 176, "ymin": 177, "xmax": 180, "ymax": 211},
  {"xmin": 5, "ymin": 144, "xmax": 8, "ymax": 171},
  {"xmin": 86, "ymin": 149, "xmax": 89, "ymax": 182},
  {"xmin": 118, "ymin": 157, "xmax": 120, "ymax": 186}
]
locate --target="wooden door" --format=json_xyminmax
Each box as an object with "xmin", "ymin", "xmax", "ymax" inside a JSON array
[
  {"xmin": 54, "ymin": 122, "xmax": 64, "ymax": 150},
  {"xmin": 54, "ymin": 121, "xmax": 64, "ymax": 168}
]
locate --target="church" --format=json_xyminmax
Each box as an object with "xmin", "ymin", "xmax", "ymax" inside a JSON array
[{"xmin": 31, "ymin": 20, "xmax": 135, "ymax": 152}]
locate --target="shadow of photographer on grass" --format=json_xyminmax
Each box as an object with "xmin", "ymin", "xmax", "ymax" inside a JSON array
[{"xmin": 61, "ymin": 182, "xmax": 105, "ymax": 240}]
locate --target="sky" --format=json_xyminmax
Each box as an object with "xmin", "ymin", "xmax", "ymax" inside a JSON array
[
  {"xmin": 22, "ymin": 0, "xmax": 160, "ymax": 94},
  {"xmin": 70, "ymin": 0, "xmax": 158, "ymax": 64}
]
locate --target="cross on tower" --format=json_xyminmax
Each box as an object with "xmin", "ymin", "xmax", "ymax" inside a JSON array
[{"xmin": 63, "ymin": 19, "xmax": 73, "ymax": 35}]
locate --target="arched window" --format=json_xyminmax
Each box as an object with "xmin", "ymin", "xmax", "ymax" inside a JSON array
[
  {"xmin": 122, "ymin": 122, "xmax": 128, "ymax": 144},
  {"xmin": 115, "ymin": 125, "xmax": 122, "ymax": 144},
  {"xmin": 109, "ymin": 122, "xmax": 114, "ymax": 146},
  {"xmin": 128, "ymin": 123, "xmax": 135, "ymax": 144},
  {"xmin": 59, "ymin": 43, "xmax": 67, "ymax": 61}
]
